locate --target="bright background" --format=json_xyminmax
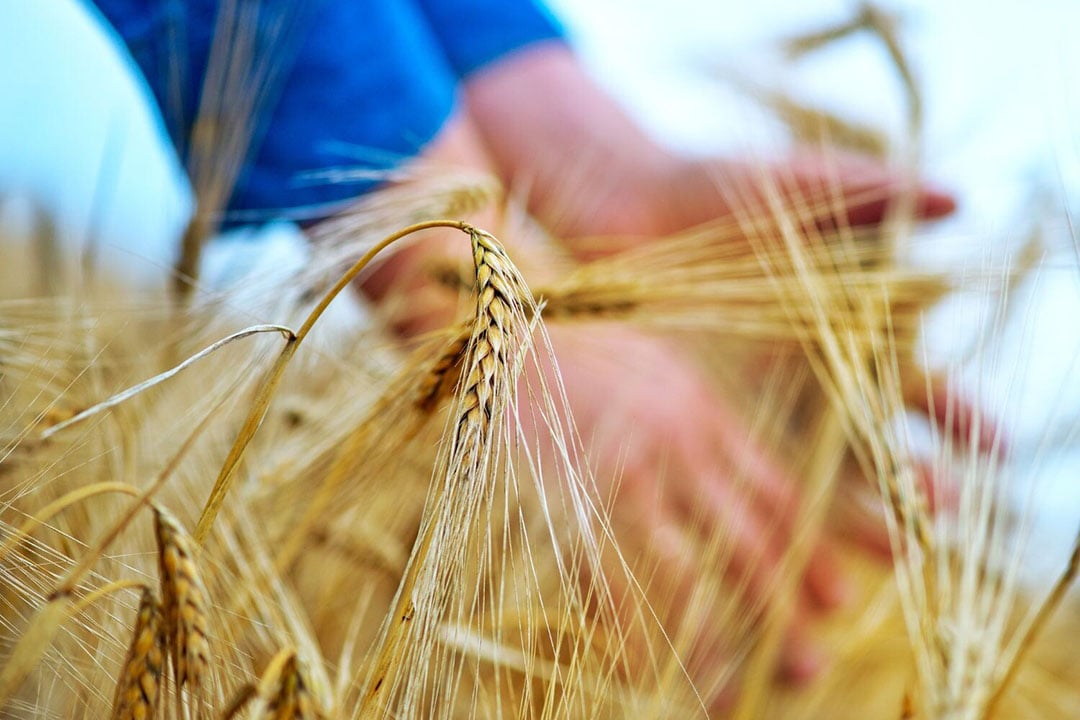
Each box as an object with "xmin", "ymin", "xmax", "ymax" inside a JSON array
[{"xmin": 549, "ymin": 0, "xmax": 1080, "ymax": 576}]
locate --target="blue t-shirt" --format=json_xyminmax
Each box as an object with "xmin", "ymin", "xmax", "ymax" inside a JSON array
[{"xmin": 91, "ymin": 0, "xmax": 563, "ymax": 221}]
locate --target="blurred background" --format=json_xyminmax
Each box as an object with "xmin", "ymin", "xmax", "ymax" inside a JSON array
[{"xmin": 548, "ymin": 0, "xmax": 1080, "ymax": 578}]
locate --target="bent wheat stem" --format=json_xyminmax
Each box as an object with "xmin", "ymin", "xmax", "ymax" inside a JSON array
[
  {"xmin": 194, "ymin": 219, "xmax": 475, "ymax": 543},
  {"xmin": 0, "ymin": 482, "xmax": 139, "ymax": 566},
  {"xmin": 39, "ymin": 324, "xmax": 295, "ymax": 440}
]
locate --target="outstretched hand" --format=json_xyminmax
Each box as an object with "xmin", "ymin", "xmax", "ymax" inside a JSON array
[
  {"xmin": 464, "ymin": 42, "xmax": 956, "ymax": 260},
  {"xmin": 382, "ymin": 40, "xmax": 966, "ymax": 692},
  {"xmin": 561, "ymin": 151, "xmax": 956, "ymax": 253},
  {"xmin": 540, "ymin": 322, "xmax": 846, "ymax": 687}
]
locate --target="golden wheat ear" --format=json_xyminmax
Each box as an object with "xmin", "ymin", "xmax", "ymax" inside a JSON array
[
  {"xmin": 153, "ymin": 505, "xmax": 211, "ymax": 697},
  {"xmin": 222, "ymin": 648, "xmax": 325, "ymax": 720},
  {"xmin": 110, "ymin": 586, "xmax": 167, "ymax": 720},
  {"xmin": 758, "ymin": 209, "xmax": 1080, "ymax": 718},
  {"xmin": 356, "ymin": 226, "xmax": 535, "ymax": 714}
]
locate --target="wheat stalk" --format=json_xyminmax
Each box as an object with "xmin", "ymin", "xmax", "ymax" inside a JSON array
[{"xmin": 176, "ymin": 1, "xmax": 312, "ymax": 298}]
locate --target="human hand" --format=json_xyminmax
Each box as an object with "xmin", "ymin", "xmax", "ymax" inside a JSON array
[
  {"xmin": 464, "ymin": 43, "xmax": 956, "ymax": 258},
  {"xmin": 534, "ymin": 322, "xmax": 848, "ymax": 695},
  {"xmin": 549, "ymin": 150, "xmax": 957, "ymax": 260}
]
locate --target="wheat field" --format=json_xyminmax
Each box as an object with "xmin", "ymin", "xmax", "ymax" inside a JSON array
[{"xmin": 2, "ymin": 3, "xmax": 1079, "ymax": 719}]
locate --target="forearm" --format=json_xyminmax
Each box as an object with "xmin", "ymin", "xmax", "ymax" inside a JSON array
[{"xmin": 463, "ymin": 42, "xmax": 674, "ymax": 238}]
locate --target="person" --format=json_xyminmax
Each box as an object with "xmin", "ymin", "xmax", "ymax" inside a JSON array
[{"xmin": 88, "ymin": 0, "xmax": 956, "ymax": 683}]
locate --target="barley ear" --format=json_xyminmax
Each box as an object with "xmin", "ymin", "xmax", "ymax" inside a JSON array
[
  {"xmin": 360, "ymin": 227, "xmax": 530, "ymax": 715},
  {"xmin": 110, "ymin": 587, "xmax": 166, "ymax": 720},
  {"xmin": 153, "ymin": 505, "xmax": 211, "ymax": 693},
  {"xmin": 241, "ymin": 648, "xmax": 325, "ymax": 720},
  {"xmin": 414, "ymin": 324, "xmax": 471, "ymax": 413},
  {"xmin": 263, "ymin": 652, "xmax": 324, "ymax": 720}
]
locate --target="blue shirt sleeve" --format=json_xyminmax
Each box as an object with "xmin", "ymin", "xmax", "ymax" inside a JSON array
[
  {"xmin": 414, "ymin": 0, "xmax": 565, "ymax": 77},
  {"xmin": 90, "ymin": 0, "xmax": 564, "ymax": 221}
]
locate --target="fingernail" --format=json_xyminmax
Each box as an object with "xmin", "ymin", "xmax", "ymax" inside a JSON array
[{"xmin": 918, "ymin": 187, "xmax": 958, "ymax": 218}]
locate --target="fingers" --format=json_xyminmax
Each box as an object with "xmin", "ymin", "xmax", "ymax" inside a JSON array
[
  {"xmin": 676, "ymin": 405, "xmax": 850, "ymax": 613},
  {"xmin": 689, "ymin": 475, "xmax": 783, "ymax": 609},
  {"xmin": 707, "ymin": 401, "xmax": 799, "ymax": 516},
  {"xmin": 835, "ymin": 488, "xmax": 894, "ymax": 558},
  {"xmin": 644, "ymin": 152, "xmax": 957, "ymax": 246},
  {"xmin": 837, "ymin": 184, "xmax": 956, "ymax": 226},
  {"xmin": 549, "ymin": 325, "xmax": 849, "ymax": 689},
  {"xmin": 589, "ymin": 494, "xmax": 728, "ymax": 694},
  {"xmin": 672, "ymin": 473, "xmax": 835, "ymax": 689},
  {"xmin": 782, "ymin": 151, "xmax": 957, "ymax": 226},
  {"xmin": 836, "ymin": 458, "xmax": 959, "ymax": 559},
  {"xmin": 701, "ymin": 153, "xmax": 955, "ymax": 231},
  {"xmin": 800, "ymin": 536, "xmax": 850, "ymax": 609},
  {"xmin": 904, "ymin": 371, "xmax": 1007, "ymax": 456},
  {"xmin": 670, "ymin": 454, "xmax": 847, "ymax": 628},
  {"xmin": 590, "ymin": 440, "xmax": 844, "ymax": 696}
]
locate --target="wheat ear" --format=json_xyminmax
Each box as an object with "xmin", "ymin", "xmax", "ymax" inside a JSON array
[
  {"xmin": 0, "ymin": 401, "xmax": 228, "ymax": 710},
  {"xmin": 359, "ymin": 227, "xmax": 529, "ymax": 716},
  {"xmin": 110, "ymin": 587, "xmax": 166, "ymax": 720},
  {"xmin": 225, "ymin": 648, "xmax": 324, "ymax": 720},
  {"xmin": 414, "ymin": 324, "xmax": 472, "ymax": 413},
  {"xmin": 154, "ymin": 505, "xmax": 211, "ymax": 694}
]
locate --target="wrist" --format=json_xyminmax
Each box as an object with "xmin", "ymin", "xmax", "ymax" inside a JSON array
[{"xmin": 464, "ymin": 42, "xmax": 672, "ymax": 238}]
